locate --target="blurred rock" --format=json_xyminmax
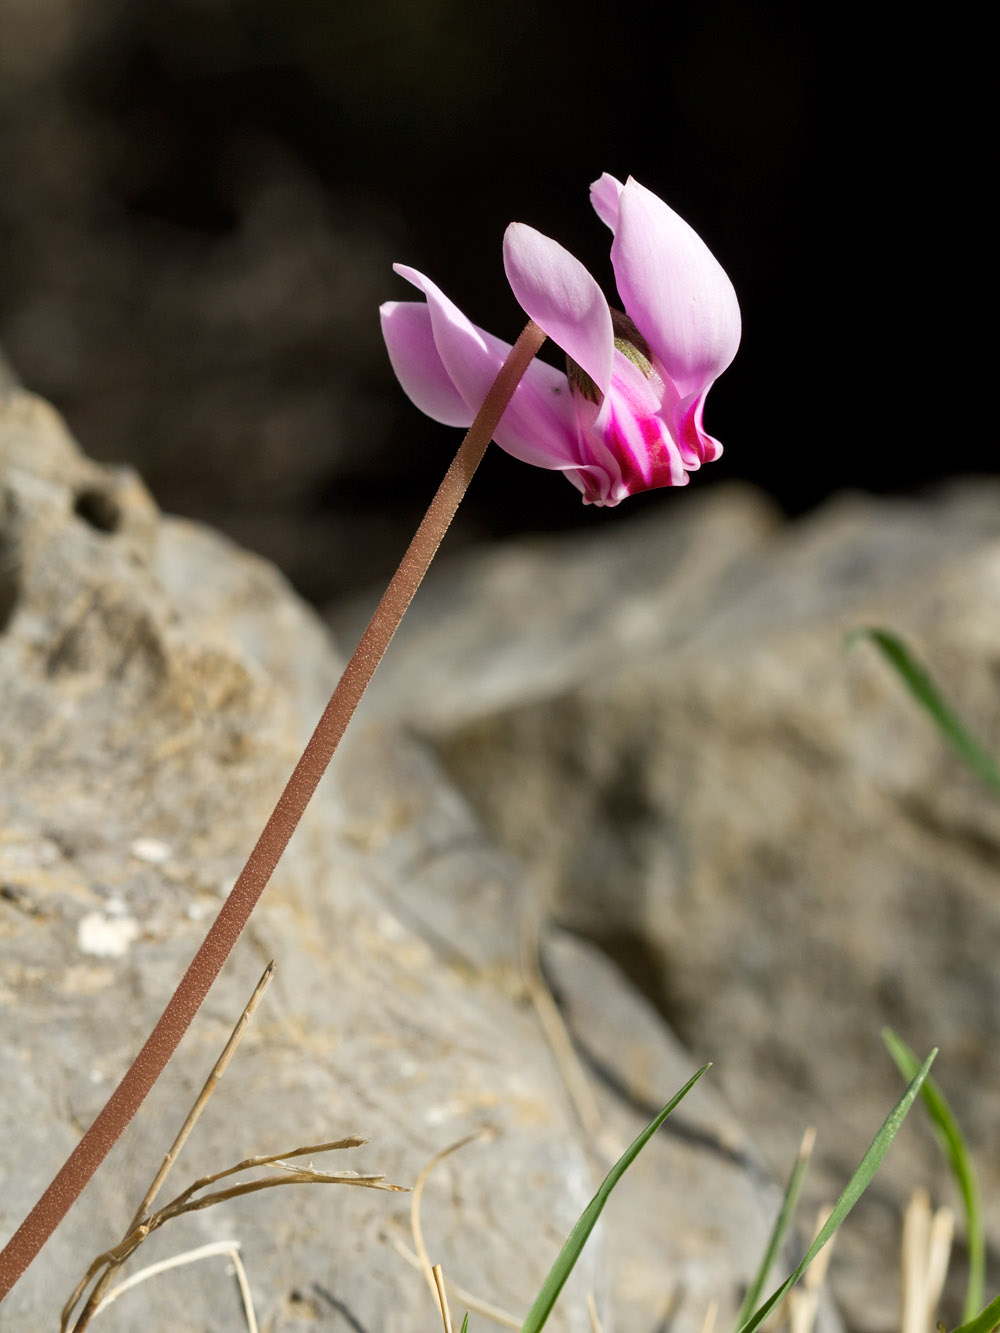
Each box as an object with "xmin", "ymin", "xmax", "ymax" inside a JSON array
[
  {"xmin": 332, "ymin": 481, "xmax": 1000, "ymax": 1330},
  {"xmin": 0, "ymin": 389, "xmax": 797, "ymax": 1331}
]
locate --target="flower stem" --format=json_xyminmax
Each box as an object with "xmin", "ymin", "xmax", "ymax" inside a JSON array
[{"xmin": 0, "ymin": 319, "xmax": 547, "ymax": 1301}]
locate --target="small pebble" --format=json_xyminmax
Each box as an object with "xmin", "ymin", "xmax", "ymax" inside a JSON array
[
  {"xmin": 130, "ymin": 837, "xmax": 172, "ymax": 865},
  {"xmin": 77, "ymin": 912, "xmax": 140, "ymax": 958}
]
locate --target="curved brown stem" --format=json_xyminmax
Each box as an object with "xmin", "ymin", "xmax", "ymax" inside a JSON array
[{"xmin": 0, "ymin": 320, "xmax": 547, "ymax": 1301}]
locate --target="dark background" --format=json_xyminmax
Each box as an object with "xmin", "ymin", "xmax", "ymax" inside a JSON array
[{"xmin": 0, "ymin": 0, "xmax": 990, "ymax": 605}]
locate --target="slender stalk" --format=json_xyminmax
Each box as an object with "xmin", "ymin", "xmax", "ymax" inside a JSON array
[{"xmin": 0, "ymin": 320, "xmax": 547, "ymax": 1301}]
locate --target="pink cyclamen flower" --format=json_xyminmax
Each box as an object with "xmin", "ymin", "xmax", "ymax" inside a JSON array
[{"xmin": 380, "ymin": 174, "xmax": 740, "ymax": 506}]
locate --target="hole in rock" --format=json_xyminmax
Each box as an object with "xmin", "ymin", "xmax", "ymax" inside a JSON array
[
  {"xmin": 74, "ymin": 487, "xmax": 122, "ymax": 534},
  {"xmin": 0, "ymin": 523, "xmax": 21, "ymax": 633}
]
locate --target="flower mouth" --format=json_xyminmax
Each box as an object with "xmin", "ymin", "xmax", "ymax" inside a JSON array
[
  {"xmin": 610, "ymin": 309, "xmax": 652, "ymax": 376},
  {"xmin": 566, "ymin": 307, "xmax": 653, "ymax": 404},
  {"xmin": 565, "ymin": 353, "xmax": 601, "ymax": 403}
]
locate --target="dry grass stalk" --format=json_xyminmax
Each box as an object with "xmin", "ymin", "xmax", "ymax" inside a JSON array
[
  {"xmin": 68, "ymin": 1138, "xmax": 404, "ymax": 1330},
  {"xmin": 585, "ymin": 1290, "xmax": 604, "ymax": 1332},
  {"xmin": 388, "ymin": 1234, "xmax": 520, "ymax": 1329},
  {"xmin": 433, "ymin": 1263, "xmax": 455, "ymax": 1333},
  {"xmin": 520, "ymin": 919, "xmax": 607, "ymax": 1156},
  {"xmin": 90, "ymin": 1241, "xmax": 257, "ymax": 1332},
  {"xmin": 410, "ymin": 1128, "xmax": 494, "ymax": 1313},
  {"xmin": 129, "ymin": 962, "xmax": 276, "ymax": 1227},
  {"xmin": 701, "ymin": 1296, "xmax": 719, "ymax": 1333},
  {"xmin": 900, "ymin": 1188, "xmax": 954, "ymax": 1333}
]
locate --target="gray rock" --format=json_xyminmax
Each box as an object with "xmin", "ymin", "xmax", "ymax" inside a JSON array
[
  {"xmin": 332, "ymin": 482, "xmax": 1000, "ymax": 1330},
  {"xmin": 0, "ymin": 392, "xmax": 793, "ymax": 1331}
]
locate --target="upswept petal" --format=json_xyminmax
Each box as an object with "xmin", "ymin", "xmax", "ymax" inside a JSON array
[
  {"xmin": 379, "ymin": 302, "xmax": 471, "ymax": 428},
  {"xmin": 589, "ymin": 173, "xmax": 625, "ymax": 233},
  {"xmin": 503, "ymin": 224, "xmax": 613, "ymax": 393},
  {"xmin": 610, "ymin": 178, "xmax": 741, "ymax": 400},
  {"xmin": 392, "ymin": 264, "xmax": 495, "ymax": 414},
  {"xmin": 391, "ymin": 264, "xmax": 582, "ymax": 472}
]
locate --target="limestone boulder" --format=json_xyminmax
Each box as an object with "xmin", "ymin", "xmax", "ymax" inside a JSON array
[{"xmin": 0, "ymin": 388, "xmax": 799, "ymax": 1331}]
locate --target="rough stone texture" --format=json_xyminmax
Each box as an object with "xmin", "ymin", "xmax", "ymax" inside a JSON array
[
  {"xmin": 332, "ymin": 482, "xmax": 1000, "ymax": 1330},
  {"xmin": 0, "ymin": 389, "xmax": 796, "ymax": 1331}
]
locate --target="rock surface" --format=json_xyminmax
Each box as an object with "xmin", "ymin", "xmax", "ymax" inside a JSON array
[
  {"xmin": 333, "ymin": 481, "xmax": 1000, "ymax": 1329},
  {"xmin": 0, "ymin": 388, "xmax": 800, "ymax": 1331}
]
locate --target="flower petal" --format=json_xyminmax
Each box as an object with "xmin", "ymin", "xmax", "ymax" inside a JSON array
[
  {"xmin": 503, "ymin": 224, "xmax": 614, "ymax": 393},
  {"xmin": 589, "ymin": 173, "xmax": 625, "ymax": 233},
  {"xmin": 603, "ymin": 392, "xmax": 689, "ymax": 497},
  {"xmin": 610, "ymin": 177, "xmax": 741, "ymax": 400},
  {"xmin": 672, "ymin": 388, "xmax": 723, "ymax": 467},
  {"xmin": 391, "ymin": 264, "xmax": 582, "ymax": 471},
  {"xmin": 392, "ymin": 264, "xmax": 495, "ymax": 415},
  {"xmin": 380, "ymin": 301, "xmax": 472, "ymax": 427}
]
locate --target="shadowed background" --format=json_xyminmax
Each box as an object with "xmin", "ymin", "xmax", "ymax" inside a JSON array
[{"xmin": 0, "ymin": 0, "xmax": 988, "ymax": 604}]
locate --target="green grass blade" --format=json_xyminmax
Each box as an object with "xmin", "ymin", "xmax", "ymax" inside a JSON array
[
  {"xmin": 519, "ymin": 1064, "xmax": 711, "ymax": 1333},
  {"xmin": 736, "ymin": 1050, "xmax": 936, "ymax": 1333},
  {"xmin": 460, "ymin": 1316, "xmax": 470, "ymax": 1333},
  {"xmin": 733, "ymin": 1127, "xmax": 815, "ymax": 1329},
  {"xmin": 883, "ymin": 1029, "xmax": 985, "ymax": 1320},
  {"xmin": 847, "ymin": 627, "xmax": 1000, "ymax": 795},
  {"xmin": 950, "ymin": 1291, "xmax": 1000, "ymax": 1333}
]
